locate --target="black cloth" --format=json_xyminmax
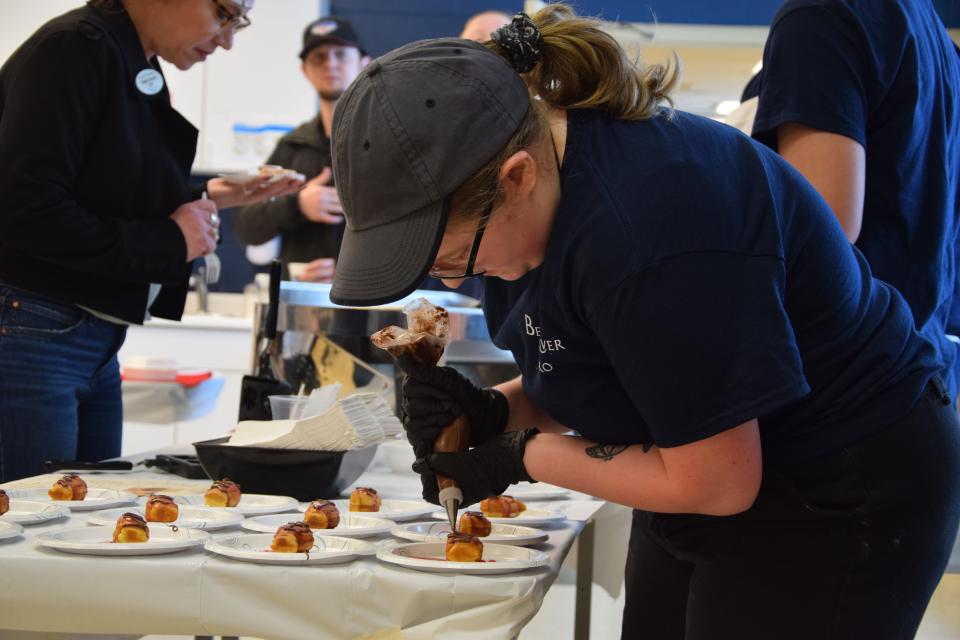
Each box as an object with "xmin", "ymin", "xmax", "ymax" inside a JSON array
[
  {"xmin": 232, "ymin": 115, "xmax": 345, "ymax": 264},
  {"xmin": 621, "ymin": 378, "xmax": 960, "ymax": 640},
  {"xmin": 0, "ymin": 5, "xmax": 196, "ymax": 323}
]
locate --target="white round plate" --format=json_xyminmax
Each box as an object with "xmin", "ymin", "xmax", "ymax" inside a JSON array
[
  {"xmin": 0, "ymin": 520, "xmax": 24, "ymax": 541},
  {"xmin": 332, "ymin": 499, "xmax": 438, "ymax": 522},
  {"xmin": 205, "ymin": 533, "xmax": 376, "ymax": 565},
  {"xmin": 86, "ymin": 506, "xmax": 244, "ymax": 531},
  {"xmin": 174, "ymin": 493, "xmax": 299, "ymax": 516},
  {"xmin": 243, "ymin": 513, "xmax": 395, "ymax": 538},
  {"xmin": 378, "ymin": 542, "xmax": 548, "ymax": 575},
  {"xmin": 503, "ymin": 484, "xmax": 570, "ymax": 501},
  {"xmin": 219, "ymin": 170, "xmax": 305, "ymax": 186},
  {"xmin": 5, "ymin": 488, "xmax": 135, "ymax": 512},
  {"xmin": 0, "ymin": 500, "xmax": 70, "ymax": 525},
  {"xmin": 432, "ymin": 508, "xmax": 565, "ymax": 527},
  {"xmin": 35, "ymin": 525, "xmax": 209, "ymax": 556},
  {"xmin": 392, "ymin": 521, "xmax": 548, "ymax": 547}
]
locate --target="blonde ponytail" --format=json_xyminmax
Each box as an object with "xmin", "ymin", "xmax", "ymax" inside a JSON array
[{"xmin": 489, "ymin": 4, "xmax": 680, "ymax": 120}]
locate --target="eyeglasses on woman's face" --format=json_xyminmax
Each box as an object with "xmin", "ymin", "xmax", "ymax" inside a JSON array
[
  {"xmin": 210, "ymin": 0, "xmax": 251, "ymax": 33},
  {"xmin": 428, "ymin": 200, "xmax": 492, "ymax": 280}
]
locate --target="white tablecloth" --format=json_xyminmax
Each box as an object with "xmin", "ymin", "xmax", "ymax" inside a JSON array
[{"xmin": 0, "ymin": 461, "xmax": 602, "ymax": 639}]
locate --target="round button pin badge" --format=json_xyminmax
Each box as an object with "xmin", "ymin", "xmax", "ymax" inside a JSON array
[{"xmin": 135, "ymin": 68, "xmax": 164, "ymax": 96}]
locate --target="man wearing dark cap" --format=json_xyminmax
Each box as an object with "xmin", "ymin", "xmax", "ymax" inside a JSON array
[{"xmin": 233, "ymin": 17, "xmax": 369, "ymax": 281}]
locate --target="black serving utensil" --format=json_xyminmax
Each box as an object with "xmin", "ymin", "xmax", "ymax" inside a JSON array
[{"xmin": 237, "ymin": 259, "xmax": 292, "ymax": 421}]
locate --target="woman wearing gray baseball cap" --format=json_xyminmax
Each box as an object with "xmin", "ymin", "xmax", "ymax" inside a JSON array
[{"xmin": 330, "ymin": 7, "xmax": 960, "ymax": 638}]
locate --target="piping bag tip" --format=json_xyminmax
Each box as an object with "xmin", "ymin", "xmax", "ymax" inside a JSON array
[{"xmin": 439, "ymin": 486, "xmax": 463, "ymax": 530}]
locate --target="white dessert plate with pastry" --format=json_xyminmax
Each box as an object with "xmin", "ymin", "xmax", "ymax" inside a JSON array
[
  {"xmin": 219, "ymin": 166, "xmax": 306, "ymax": 186},
  {"xmin": 175, "ymin": 493, "xmax": 299, "ymax": 516},
  {"xmin": 332, "ymin": 499, "xmax": 438, "ymax": 522},
  {"xmin": 0, "ymin": 500, "xmax": 70, "ymax": 525},
  {"xmin": 4, "ymin": 488, "xmax": 136, "ymax": 512},
  {"xmin": 86, "ymin": 506, "xmax": 244, "ymax": 531},
  {"xmin": 0, "ymin": 521, "xmax": 24, "ymax": 541},
  {"xmin": 392, "ymin": 521, "xmax": 548, "ymax": 547},
  {"xmin": 35, "ymin": 525, "xmax": 210, "ymax": 556},
  {"xmin": 503, "ymin": 484, "xmax": 571, "ymax": 501},
  {"xmin": 243, "ymin": 513, "xmax": 395, "ymax": 538},
  {"xmin": 431, "ymin": 508, "xmax": 565, "ymax": 527},
  {"xmin": 377, "ymin": 542, "xmax": 548, "ymax": 575},
  {"xmin": 205, "ymin": 533, "xmax": 376, "ymax": 566}
]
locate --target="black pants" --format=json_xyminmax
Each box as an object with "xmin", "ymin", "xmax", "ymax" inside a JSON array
[{"xmin": 622, "ymin": 380, "xmax": 960, "ymax": 640}]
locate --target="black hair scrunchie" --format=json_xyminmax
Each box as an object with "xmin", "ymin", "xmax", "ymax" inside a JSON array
[{"xmin": 491, "ymin": 12, "xmax": 543, "ymax": 74}]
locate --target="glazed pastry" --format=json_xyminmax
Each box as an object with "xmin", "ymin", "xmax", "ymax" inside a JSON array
[
  {"xmin": 112, "ymin": 512, "xmax": 150, "ymax": 543},
  {"xmin": 445, "ymin": 532, "xmax": 483, "ymax": 562},
  {"xmin": 144, "ymin": 494, "xmax": 179, "ymax": 523},
  {"xmin": 203, "ymin": 479, "xmax": 241, "ymax": 507},
  {"xmin": 303, "ymin": 500, "xmax": 340, "ymax": 529},
  {"xmin": 458, "ymin": 511, "xmax": 492, "ymax": 537},
  {"xmin": 270, "ymin": 521, "xmax": 315, "ymax": 553},
  {"xmin": 0, "ymin": 489, "xmax": 8, "ymax": 516},
  {"xmin": 48, "ymin": 474, "xmax": 87, "ymax": 501},
  {"xmin": 479, "ymin": 495, "xmax": 526, "ymax": 518},
  {"xmin": 349, "ymin": 487, "xmax": 381, "ymax": 512}
]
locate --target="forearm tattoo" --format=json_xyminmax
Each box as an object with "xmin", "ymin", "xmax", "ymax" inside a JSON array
[{"xmin": 584, "ymin": 442, "xmax": 653, "ymax": 461}]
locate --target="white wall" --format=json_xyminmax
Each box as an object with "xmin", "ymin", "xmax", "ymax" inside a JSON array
[{"xmin": 0, "ymin": 1, "xmax": 322, "ymax": 172}]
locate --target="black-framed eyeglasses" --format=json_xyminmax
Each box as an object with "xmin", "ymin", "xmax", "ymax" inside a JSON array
[
  {"xmin": 428, "ymin": 201, "xmax": 491, "ymax": 280},
  {"xmin": 211, "ymin": 0, "xmax": 251, "ymax": 33}
]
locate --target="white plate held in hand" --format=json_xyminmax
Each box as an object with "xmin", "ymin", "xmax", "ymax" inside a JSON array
[
  {"xmin": 244, "ymin": 513, "xmax": 395, "ymax": 538},
  {"xmin": 86, "ymin": 506, "xmax": 244, "ymax": 531},
  {"xmin": 35, "ymin": 525, "xmax": 209, "ymax": 556},
  {"xmin": 205, "ymin": 533, "xmax": 376, "ymax": 565},
  {"xmin": 377, "ymin": 542, "xmax": 548, "ymax": 575},
  {"xmin": 0, "ymin": 500, "xmax": 70, "ymax": 525}
]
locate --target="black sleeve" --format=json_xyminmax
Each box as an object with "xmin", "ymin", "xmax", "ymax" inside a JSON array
[
  {"xmin": 231, "ymin": 141, "xmax": 308, "ymax": 245},
  {"xmin": 0, "ymin": 30, "xmax": 187, "ymax": 284},
  {"xmin": 752, "ymin": 6, "xmax": 870, "ymax": 150}
]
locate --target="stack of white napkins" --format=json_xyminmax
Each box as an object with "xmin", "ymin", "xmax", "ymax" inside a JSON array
[{"xmin": 226, "ymin": 384, "xmax": 402, "ymax": 450}]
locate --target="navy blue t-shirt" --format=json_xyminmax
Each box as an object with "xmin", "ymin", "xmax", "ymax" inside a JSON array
[
  {"xmin": 750, "ymin": 0, "xmax": 960, "ymax": 397},
  {"xmin": 483, "ymin": 109, "xmax": 940, "ymax": 465}
]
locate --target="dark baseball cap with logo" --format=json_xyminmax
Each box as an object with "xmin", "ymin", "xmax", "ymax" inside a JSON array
[
  {"xmin": 299, "ymin": 16, "xmax": 366, "ymax": 59},
  {"xmin": 329, "ymin": 39, "xmax": 530, "ymax": 306}
]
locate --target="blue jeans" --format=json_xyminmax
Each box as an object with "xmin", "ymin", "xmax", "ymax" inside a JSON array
[{"xmin": 0, "ymin": 284, "xmax": 127, "ymax": 482}]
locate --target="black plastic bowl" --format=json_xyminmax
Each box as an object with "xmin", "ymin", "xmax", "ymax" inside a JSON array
[{"xmin": 192, "ymin": 437, "xmax": 377, "ymax": 501}]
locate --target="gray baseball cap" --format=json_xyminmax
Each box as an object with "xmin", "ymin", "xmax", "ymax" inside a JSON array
[{"xmin": 329, "ymin": 38, "xmax": 530, "ymax": 306}]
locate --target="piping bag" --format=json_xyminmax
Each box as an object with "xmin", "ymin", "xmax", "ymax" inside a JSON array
[{"xmin": 371, "ymin": 298, "xmax": 469, "ymax": 530}]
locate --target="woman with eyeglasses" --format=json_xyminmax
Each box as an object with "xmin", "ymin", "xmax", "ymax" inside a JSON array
[
  {"xmin": 328, "ymin": 6, "xmax": 960, "ymax": 639},
  {"xmin": 0, "ymin": 0, "xmax": 299, "ymax": 482}
]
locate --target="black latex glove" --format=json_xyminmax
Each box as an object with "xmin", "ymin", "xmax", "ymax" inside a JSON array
[
  {"xmin": 412, "ymin": 429, "xmax": 539, "ymax": 507},
  {"xmin": 396, "ymin": 353, "xmax": 509, "ymax": 458}
]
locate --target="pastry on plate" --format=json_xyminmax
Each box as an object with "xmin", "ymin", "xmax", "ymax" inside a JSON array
[
  {"xmin": 113, "ymin": 512, "xmax": 150, "ymax": 543},
  {"xmin": 479, "ymin": 495, "xmax": 526, "ymax": 518},
  {"xmin": 303, "ymin": 500, "xmax": 340, "ymax": 529},
  {"xmin": 458, "ymin": 511, "xmax": 492, "ymax": 537},
  {"xmin": 0, "ymin": 489, "xmax": 8, "ymax": 516},
  {"xmin": 204, "ymin": 479, "xmax": 241, "ymax": 507},
  {"xmin": 144, "ymin": 494, "xmax": 179, "ymax": 523},
  {"xmin": 349, "ymin": 487, "xmax": 381, "ymax": 513},
  {"xmin": 48, "ymin": 474, "xmax": 87, "ymax": 501},
  {"xmin": 445, "ymin": 532, "xmax": 483, "ymax": 562},
  {"xmin": 270, "ymin": 521, "xmax": 315, "ymax": 553}
]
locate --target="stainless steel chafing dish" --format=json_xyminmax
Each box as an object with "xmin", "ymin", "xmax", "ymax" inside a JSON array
[{"xmin": 251, "ymin": 282, "xmax": 517, "ymax": 407}]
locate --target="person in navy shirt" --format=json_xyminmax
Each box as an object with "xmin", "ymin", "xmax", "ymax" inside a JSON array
[
  {"xmin": 327, "ymin": 7, "xmax": 960, "ymax": 639},
  {"xmin": 748, "ymin": 0, "xmax": 960, "ymax": 399}
]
